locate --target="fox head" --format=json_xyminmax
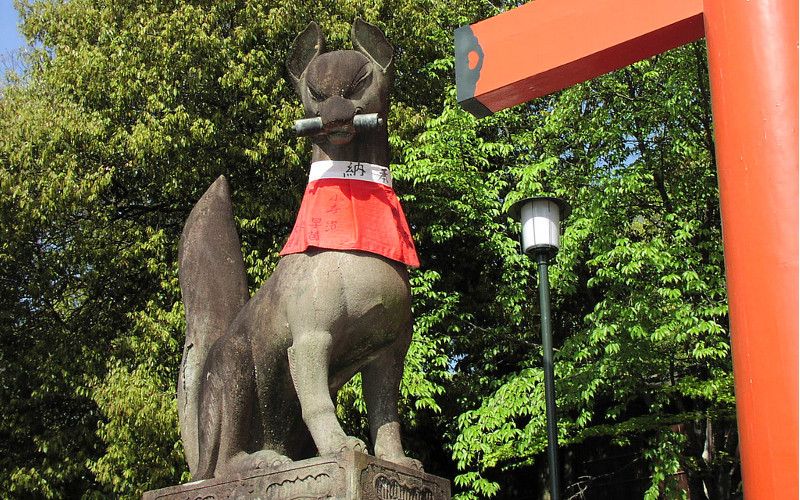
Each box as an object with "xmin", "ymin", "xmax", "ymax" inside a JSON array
[{"xmin": 287, "ymin": 19, "xmax": 393, "ymax": 164}]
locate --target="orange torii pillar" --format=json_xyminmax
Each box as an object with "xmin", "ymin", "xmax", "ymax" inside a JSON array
[{"xmin": 455, "ymin": 0, "xmax": 798, "ymax": 498}]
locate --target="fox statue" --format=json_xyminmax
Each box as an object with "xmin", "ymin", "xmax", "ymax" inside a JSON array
[{"xmin": 176, "ymin": 19, "xmax": 422, "ymax": 480}]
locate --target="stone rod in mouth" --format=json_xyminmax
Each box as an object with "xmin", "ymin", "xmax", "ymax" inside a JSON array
[{"xmin": 293, "ymin": 113, "xmax": 384, "ymax": 137}]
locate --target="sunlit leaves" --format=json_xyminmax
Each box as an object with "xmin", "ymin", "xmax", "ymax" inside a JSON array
[{"xmin": 448, "ymin": 43, "xmax": 735, "ymax": 498}]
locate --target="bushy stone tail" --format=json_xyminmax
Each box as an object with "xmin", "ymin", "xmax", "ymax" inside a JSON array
[{"xmin": 177, "ymin": 175, "xmax": 249, "ymax": 476}]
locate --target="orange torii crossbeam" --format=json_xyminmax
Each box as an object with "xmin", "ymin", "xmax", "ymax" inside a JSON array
[
  {"xmin": 455, "ymin": 0, "xmax": 704, "ymax": 116},
  {"xmin": 455, "ymin": 0, "xmax": 799, "ymax": 498}
]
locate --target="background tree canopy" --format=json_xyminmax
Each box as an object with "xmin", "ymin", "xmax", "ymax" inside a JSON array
[{"xmin": 0, "ymin": 0, "xmax": 739, "ymax": 498}]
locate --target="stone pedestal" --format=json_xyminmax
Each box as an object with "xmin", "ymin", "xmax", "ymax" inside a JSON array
[{"xmin": 142, "ymin": 451, "xmax": 450, "ymax": 500}]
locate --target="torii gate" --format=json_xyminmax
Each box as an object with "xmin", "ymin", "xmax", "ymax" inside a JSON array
[{"xmin": 454, "ymin": 0, "xmax": 798, "ymax": 498}]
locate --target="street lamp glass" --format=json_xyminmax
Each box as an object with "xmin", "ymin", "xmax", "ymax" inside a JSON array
[{"xmin": 510, "ymin": 197, "xmax": 570, "ymax": 255}]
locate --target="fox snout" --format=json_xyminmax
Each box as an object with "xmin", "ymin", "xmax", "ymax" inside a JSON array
[
  {"xmin": 318, "ymin": 95, "xmax": 358, "ymax": 144},
  {"xmin": 319, "ymin": 95, "xmax": 358, "ymax": 129}
]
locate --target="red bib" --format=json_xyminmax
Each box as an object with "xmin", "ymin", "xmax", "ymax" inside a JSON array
[{"xmin": 280, "ymin": 161, "xmax": 420, "ymax": 268}]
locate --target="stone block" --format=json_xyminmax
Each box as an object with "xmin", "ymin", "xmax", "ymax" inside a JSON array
[{"xmin": 142, "ymin": 451, "xmax": 450, "ymax": 500}]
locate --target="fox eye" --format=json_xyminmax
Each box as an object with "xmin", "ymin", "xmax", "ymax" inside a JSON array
[
  {"xmin": 308, "ymin": 86, "xmax": 326, "ymax": 102},
  {"xmin": 349, "ymin": 70, "xmax": 372, "ymax": 97}
]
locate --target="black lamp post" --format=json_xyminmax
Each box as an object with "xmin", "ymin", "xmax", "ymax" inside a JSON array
[{"xmin": 509, "ymin": 196, "xmax": 570, "ymax": 500}]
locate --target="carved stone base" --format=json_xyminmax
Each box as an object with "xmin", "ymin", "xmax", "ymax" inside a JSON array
[{"xmin": 142, "ymin": 451, "xmax": 451, "ymax": 500}]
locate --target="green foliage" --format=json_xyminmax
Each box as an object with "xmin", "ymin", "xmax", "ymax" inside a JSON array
[
  {"xmin": 447, "ymin": 46, "xmax": 736, "ymax": 498},
  {"xmin": 1, "ymin": 0, "xmax": 736, "ymax": 498}
]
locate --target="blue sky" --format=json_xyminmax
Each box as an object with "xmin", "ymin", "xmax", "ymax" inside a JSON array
[{"xmin": 1, "ymin": 1, "xmax": 25, "ymax": 56}]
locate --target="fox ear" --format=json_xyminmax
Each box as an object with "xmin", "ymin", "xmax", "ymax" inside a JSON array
[
  {"xmin": 287, "ymin": 22, "xmax": 325, "ymax": 88},
  {"xmin": 352, "ymin": 18, "xmax": 393, "ymax": 73}
]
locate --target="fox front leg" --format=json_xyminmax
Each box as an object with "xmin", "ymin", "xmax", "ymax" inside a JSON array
[
  {"xmin": 288, "ymin": 331, "xmax": 367, "ymax": 455},
  {"xmin": 362, "ymin": 321, "xmax": 422, "ymax": 471}
]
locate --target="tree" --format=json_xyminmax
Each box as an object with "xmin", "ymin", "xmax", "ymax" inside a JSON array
[
  {"xmin": 446, "ymin": 44, "xmax": 738, "ymax": 499},
  {"xmin": 0, "ymin": 0, "xmax": 737, "ymax": 497}
]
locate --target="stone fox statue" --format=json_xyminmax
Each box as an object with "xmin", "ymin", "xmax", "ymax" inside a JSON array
[{"xmin": 177, "ymin": 19, "xmax": 421, "ymax": 480}]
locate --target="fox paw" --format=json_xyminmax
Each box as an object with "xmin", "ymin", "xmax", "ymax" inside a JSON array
[
  {"xmin": 320, "ymin": 435, "xmax": 367, "ymax": 455},
  {"xmin": 228, "ymin": 450, "xmax": 291, "ymax": 473},
  {"xmin": 339, "ymin": 436, "xmax": 367, "ymax": 453},
  {"xmin": 252, "ymin": 450, "xmax": 293, "ymax": 469}
]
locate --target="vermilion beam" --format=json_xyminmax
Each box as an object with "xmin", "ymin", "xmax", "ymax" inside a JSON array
[
  {"xmin": 703, "ymin": 0, "xmax": 799, "ymax": 498},
  {"xmin": 455, "ymin": 0, "xmax": 704, "ymax": 116}
]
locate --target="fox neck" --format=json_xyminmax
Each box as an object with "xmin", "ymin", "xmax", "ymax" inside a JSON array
[{"xmin": 311, "ymin": 127, "xmax": 390, "ymax": 167}]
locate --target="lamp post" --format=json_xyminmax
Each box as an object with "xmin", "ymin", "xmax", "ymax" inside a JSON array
[{"xmin": 509, "ymin": 196, "xmax": 570, "ymax": 500}]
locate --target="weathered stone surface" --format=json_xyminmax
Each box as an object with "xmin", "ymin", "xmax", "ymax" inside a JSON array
[
  {"xmin": 177, "ymin": 18, "xmax": 422, "ymax": 481},
  {"xmin": 142, "ymin": 451, "xmax": 450, "ymax": 500},
  {"xmin": 177, "ymin": 175, "xmax": 250, "ymax": 474}
]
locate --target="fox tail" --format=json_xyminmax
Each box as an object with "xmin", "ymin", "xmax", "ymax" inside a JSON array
[{"xmin": 177, "ymin": 175, "xmax": 249, "ymax": 476}]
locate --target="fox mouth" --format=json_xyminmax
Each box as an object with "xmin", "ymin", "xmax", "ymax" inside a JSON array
[{"xmin": 326, "ymin": 129, "xmax": 355, "ymax": 145}]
